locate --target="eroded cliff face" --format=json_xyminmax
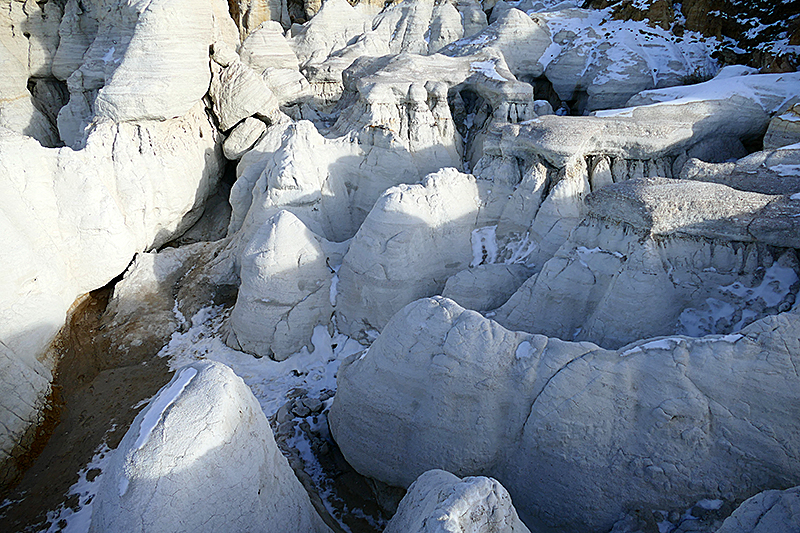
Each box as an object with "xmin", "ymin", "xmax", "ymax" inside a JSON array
[{"xmin": 1, "ymin": 0, "xmax": 800, "ymax": 532}]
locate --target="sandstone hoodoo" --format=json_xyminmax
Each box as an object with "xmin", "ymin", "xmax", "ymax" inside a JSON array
[{"xmin": 1, "ymin": 0, "xmax": 799, "ymax": 532}]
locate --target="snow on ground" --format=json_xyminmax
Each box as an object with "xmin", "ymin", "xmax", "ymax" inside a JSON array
[
  {"xmin": 597, "ymin": 68, "xmax": 800, "ymax": 117},
  {"xmin": 471, "ymin": 225, "xmax": 499, "ymax": 266},
  {"xmin": 42, "ymin": 444, "xmax": 113, "ymax": 533},
  {"xmin": 160, "ymin": 306, "xmax": 365, "ymax": 418},
  {"xmin": 40, "ymin": 305, "xmax": 367, "ymax": 533},
  {"xmin": 678, "ymin": 262, "xmax": 799, "ymax": 337},
  {"xmin": 536, "ymin": 7, "xmax": 718, "ymax": 84}
]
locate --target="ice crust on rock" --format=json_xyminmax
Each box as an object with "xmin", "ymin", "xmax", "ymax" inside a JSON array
[{"xmin": 90, "ymin": 360, "xmax": 331, "ymax": 533}]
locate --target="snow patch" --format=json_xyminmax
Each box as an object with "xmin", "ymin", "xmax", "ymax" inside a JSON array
[
  {"xmin": 470, "ymin": 60, "xmax": 507, "ymax": 82},
  {"xmin": 330, "ymin": 273, "xmax": 339, "ymax": 307},
  {"xmin": 772, "ymin": 164, "xmax": 800, "ymax": 177},
  {"xmin": 159, "ymin": 306, "xmax": 364, "ymax": 417},
  {"xmin": 620, "ymin": 337, "xmax": 683, "ymax": 357},
  {"xmin": 43, "ymin": 443, "xmax": 113, "ymax": 533},
  {"xmin": 515, "ymin": 340, "xmax": 534, "ymax": 359},
  {"xmin": 696, "ymin": 498, "xmax": 724, "ymax": 510},
  {"xmin": 471, "ymin": 226, "xmax": 498, "ymax": 267}
]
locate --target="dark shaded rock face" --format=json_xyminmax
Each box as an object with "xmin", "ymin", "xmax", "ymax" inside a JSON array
[{"xmin": 584, "ymin": 0, "xmax": 800, "ymax": 71}]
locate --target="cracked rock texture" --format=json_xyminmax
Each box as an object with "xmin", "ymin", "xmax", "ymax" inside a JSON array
[
  {"xmin": 330, "ymin": 296, "xmax": 800, "ymax": 532},
  {"xmin": 384, "ymin": 469, "xmax": 531, "ymax": 533},
  {"xmin": 226, "ymin": 210, "xmax": 344, "ymax": 360},
  {"xmin": 90, "ymin": 360, "xmax": 331, "ymax": 533},
  {"xmin": 716, "ymin": 486, "xmax": 800, "ymax": 533},
  {"xmin": 0, "ymin": 104, "xmax": 224, "ymax": 482}
]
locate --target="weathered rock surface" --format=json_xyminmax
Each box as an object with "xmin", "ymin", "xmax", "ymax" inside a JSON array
[
  {"xmin": 56, "ymin": 0, "xmax": 237, "ymax": 147},
  {"xmin": 226, "ymin": 210, "xmax": 343, "ymax": 360},
  {"xmin": 495, "ymin": 184, "xmax": 800, "ymax": 348},
  {"xmin": 0, "ymin": 0, "xmax": 62, "ymax": 146},
  {"xmin": 716, "ymin": 486, "xmax": 800, "ymax": 533},
  {"xmin": 240, "ymin": 21, "xmax": 301, "ymax": 71},
  {"xmin": 486, "ymin": 70, "xmax": 800, "ymax": 170},
  {"xmin": 585, "ymin": 178, "xmax": 800, "ymax": 247},
  {"xmin": 330, "ymin": 296, "xmax": 800, "ymax": 531},
  {"xmin": 442, "ymin": 263, "xmax": 532, "ymax": 313},
  {"xmin": 223, "ymin": 116, "xmax": 269, "ymax": 160},
  {"xmin": 335, "ymin": 168, "xmax": 517, "ymax": 337},
  {"xmin": 292, "ymin": 0, "xmax": 488, "ymax": 106},
  {"xmin": 228, "ymin": 114, "xmax": 463, "ymax": 246},
  {"xmin": 209, "ymin": 58, "xmax": 282, "ymax": 132},
  {"xmin": 764, "ymin": 103, "xmax": 800, "ymax": 150},
  {"xmin": 330, "ymin": 297, "xmax": 597, "ymax": 486},
  {"xmin": 443, "ymin": 6, "xmax": 717, "ymax": 112},
  {"xmin": 679, "ymin": 148, "xmax": 800, "ymax": 196},
  {"xmin": 384, "ymin": 469, "xmax": 531, "ymax": 533},
  {"xmin": 237, "ymin": 21, "xmax": 313, "ymax": 107},
  {"xmin": 0, "ymin": 103, "xmax": 224, "ymax": 484},
  {"xmin": 90, "ymin": 360, "xmax": 331, "ymax": 533}
]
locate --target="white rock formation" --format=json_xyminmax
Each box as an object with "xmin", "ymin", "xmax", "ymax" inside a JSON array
[
  {"xmin": 679, "ymin": 147, "xmax": 800, "ymax": 196},
  {"xmin": 238, "ymin": 21, "xmax": 312, "ymax": 107},
  {"xmin": 228, "ymin": 113, "xmax": 463, "ymax": 245},
  {"xmin": 223, "ymin": 116, "xmax": 268, "ymax": 160},
  {"xmin": 292, "ymin": 0, "xmax": 488, "ymax": 105},
  {"xmin": 385, "ymin": 469, "xmax": 531, "ymax": 533},
  {"xmin": 330, "ymin": 296, "xmax": 800, "ymax": 531},
  {"xmin": 494, "ymin": 178, "xmax": 800, "ymax": 348},
  {"xmin": 90, "ymin": 360, "xmax": 331, "ymax": 533},
  {"xmin": 330, "ymin": 297, "xmax": 597, "ymax": 486},
  {"xmin": 335, "ymin": 168, "xmax": 519, "ymax": 337},
  {"xmin": 209, "ymin": 57, "xmax": 282, "ymax": 132},
  {"xmin": 0, "ymin": 102, "xmax": 223, "ymax": 482},
  {"xmin": 240, "ymin": 21, "xmax": 301, "ymax": 71},
  {"xmin": 716, "ymin": 486, "xmax": 800, "ymax": 533},
  {"xmin": 443, "ymin": 6, "xmax": 717, "ymax": 111},
  {"xmin": 442, "ymin": 263, "xmax": 532, "ymax": 313},
  {"xmin": 56, "ymin": 0, "xmax": 237, "ymax": 147},
  {"xmin": 0, "ymin": 0, "xmax": 62, "ymax": 146},
  {"xmin": 226, "ymin": 210, "xmax": 344, "ymax": 360}
]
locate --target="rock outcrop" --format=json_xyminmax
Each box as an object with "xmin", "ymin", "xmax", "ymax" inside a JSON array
[
  {"xmin": 385, "ymin": 469, "xmax": 531, "ymax": 533},
  {"xmin": 0, "ymin": 106, "xmax": 224, "ymax": 485},
  {"xmin": 90, "ymin": 360, "xmax": 331, "ymax": 533},
  {"xmin": 716, "ymin": 486, "xmax": 800, "ymax": 533},
  {"xmin": 0, "ymin": 0, "xmax": 230, "ymax": 486},
  {"xmin": 330, "ymin": 296, "xmax": 800, "ymax": 531},
  {"xmin": 443, "ymin": 6, "xmax": 717, "ymax": 112},
  {"xmin": 494, "ymin": 178, "xmax": 800, "ymax": 348},
  {"xmin": 226, "ymin": 211, "xmax": 343, "ymax": 360},
  {"xmin": 335, "ymin": 168, "xmax": 520, "ymax": 337}
]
